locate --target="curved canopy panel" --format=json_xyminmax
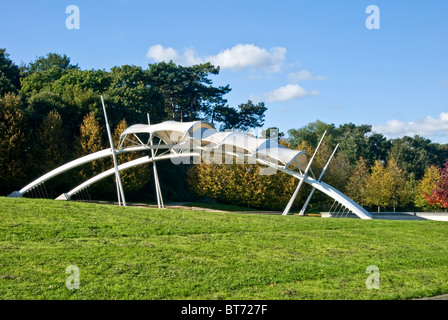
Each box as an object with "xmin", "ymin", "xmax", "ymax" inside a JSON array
[
  {"xmin": 193, "ymin": 128, "xmax": 308, "ymax": 170},
  {"xmin": 121, "ymin": 120, "xmax": 215, "ymax": 145},
  {"xmin": 121, "ymin": 121, "xmax": 309, "ymax": 171},
  {"xmin": 256, "ymin": 139, "xmax": 308, "ymax": 170}
]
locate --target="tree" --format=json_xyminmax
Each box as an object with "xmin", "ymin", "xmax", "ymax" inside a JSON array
[
  {"xmin": 427, "ymin": 160, "xmax": 448, "ymax": 209},
  {"xmin": 0, "ymin": 93, "xmax": 29, "ymax": 194},
  {"xmin": 415, "ymin": 165, "xmax": 441, "ymax": 210},
  {"xmin": 402, "ymin": 172, "xmax": 417, "ymax": 210},
  {"xmin": 365, "ymin": 158, "xmax": 407, "ymax": 212},
  {"xmin": 258, "ymin": 168, "xmax": 303, "ymax": 211},
  {"xmin": 346, "ymin": 157, "xmax": 370, "ymax": 207},
  {"xmin": 75, "ymin": 112, "xmax": 106, "ymax": 183},
  {"xmin": 52, "ymin": 68, "xmax": 111, "ymax": 93},
  {"xmin": 385, "ymin": 157, "xmax": 407, "ymax": 212},
  {"xmin": 336, "ymin": 123, "xmax": 371, "ymax": 163},
  {"xmin": 32, "ymin": 110, "xmax": 68, "ymax": 195},
  {"xmin": 112, "ymin": 118, "xmax": 151, "ymax": 193},
  {"xmin": 215, "ymin": 100, "xmax": 267, "ymax": 131},
  {"xmin": 0, "ymin": 49, "xmax": 21, "ymax": 95},
  {"xmin": 26, "ymin": 86, "xmax": 101, "ymax": 148},
  {"xmin": 323, "ymin": 152, "xmax": 353, "ymax": 194},
  {"xmin": 229, "ymin": 162, "xmax": 265, "ymax": 209},
  {"xmin": 387, "ymin": 135, "xmax": 445, "ymax": 180},
  {"xmin": 234, "ymin": 100, "xmax": 267, "ymax": 131},
  {"xmin": 187, "ymin": 162, "xmax": 226, "ymax": 206},
  {"xmin": 105, "ymin": 65, "xmax": 166, "ymax": 126},
  {"xmin": 188, "ymin": 157, "xmax": 305, "ymax": 211},
  {"xmin": 147, "ymin": 61, "xmax": 230, "ymax": 123},
  {"xmin": 181, "ymin": 63, "xmax": 230, "ymax": 123},
  {"xmin": 366, "ymin": 160, "xmax": 392, "ymax": 212},
  {"xmin": 286, "ymin": 120, "xmax": 395, "ymax": 167},
  {"xmin": 20, "ymin": 53, "xmax": 78, "ymax": 96},
  {"xmin": 286, "ymin": 120, "xmax": 337, "ymax": 149},
  {"xmin": 35, "ymin": 110, "xmax": 66, "ymax": 172},
  {"xmin": 365, "ymin": 133, "xmax": 391, "ymax": 164},
  {"xmin": 25, "ymin": 52, "xmax": 78, "ymax": 74}
]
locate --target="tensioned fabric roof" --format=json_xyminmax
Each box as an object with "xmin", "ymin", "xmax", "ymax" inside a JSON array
[
  {"xmin": 120, "ymin": 120, "xmax": 308, "ymax": 170},
  {"xmin": 120, "ymin": 120, "xmax": 215, "ymax": 145}
]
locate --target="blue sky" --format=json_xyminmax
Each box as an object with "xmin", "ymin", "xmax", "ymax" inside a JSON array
[{"xmin": 1, "ymin": 0, "xmax": 447, "ymax": 142}]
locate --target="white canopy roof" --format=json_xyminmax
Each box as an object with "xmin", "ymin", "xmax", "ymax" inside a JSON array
[
  {"xmin": 121, "ymin": 120, "xmax": 214, "ymax": 144},
  {"xmin": 120, "ymin": 120, "xmax": 308, "ymax": 170},
  {"xmin": 194, "ymin": 128, "xmax": 308, "ymax": 170}
]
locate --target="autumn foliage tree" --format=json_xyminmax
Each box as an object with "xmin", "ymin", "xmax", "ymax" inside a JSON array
[
  {"xmin": 386, "ymin": 158, "xmax": 407, "ymax": 211},
  {"xmin": 187, "ymin": 155, "xmax": 303, "ymax": 211},
  {"xmin": 365, "ymin": 158, "xmax": 407, "ymax": 212},
  {"xmin": 112, "ymin": 118, "xmax": 151, "ymax": 193},
  {"xmin": 75, "ymin": 112, "xmax": 106, "ymax": 184},
  {"xmin": 346, "ymin": 157, "xmax": 370, "ymax": 207},
  {"xmin": 366, "ymin": 160, "xmax": 392, "ymax": 212},
  {"xmin": 425, "ymin": 160, "xmax": 448, "ymax": 209},
  {"xmin": 415, "ymin": 165, "xmax": 441, "ymax": 210},
  {"xmin": 187, "ymin": 162, "xmax": 227, "ymax": 206},
  {"xmin": 0, "ymin": 93, "xmax": 29, "ymax": 194},
  {"xmin": 35, "ymin": 110, "xmax": 66, "ymax": 173}
]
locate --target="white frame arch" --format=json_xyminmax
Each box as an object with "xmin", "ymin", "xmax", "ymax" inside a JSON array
[{"xmin": 9, "ymin": 119, "xmax": 372, "ymax": 219}]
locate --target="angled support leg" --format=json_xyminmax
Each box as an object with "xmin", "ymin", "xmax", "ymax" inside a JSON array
[
  {"xmin": 101, "ymin": 95, "xmax": 126, "ymax": 206},
  {"xmin": 299, "ymin": 144, "xmax": 339, "ymax": 215},
  {"xmin": 282, "ymin": 131, "xmax": 327, "ymax": 216},
  {"xmin": 148, "ymin": 114, "xmax": 164, "ymax": 209}
]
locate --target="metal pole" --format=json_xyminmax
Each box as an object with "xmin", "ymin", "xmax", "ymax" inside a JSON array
[
  {"xmin": 147, "ymin": 114, "xmax": 164, "ymax": 208},
  {"xmin": 299, "ymin": 144, "xmax": 339, "ymax": 215},
  {"xmin": 282, "ymin": 131, "xmax": 327, "ymax": 216},
  {"xmin": 101, "ymin": 95, "xmax": 126, "ymax": 207}
]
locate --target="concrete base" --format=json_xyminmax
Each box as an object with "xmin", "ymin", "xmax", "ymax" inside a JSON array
[
  {"xmin": 55, "ymin": 193, "xmax": 70, "ymax": 201},
  {"xmin": 7, "ymin": 191, "xmax": 22, "ymax": 198}
]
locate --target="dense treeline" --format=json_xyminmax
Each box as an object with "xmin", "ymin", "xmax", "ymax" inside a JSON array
[
  {"xmin": 188, "ymin": 126, "xmax": 448, "ymax": 212},
  {"xmin": 186, "ymin": 98, "xmax": 448, "ymax": 212},
  {"xmin": 0, "ymin": 49, "xmax": 266, "ymax": 199},
  {"xmin": 1, "ymin": 48, "xmax": 448, "ymax": 211}
]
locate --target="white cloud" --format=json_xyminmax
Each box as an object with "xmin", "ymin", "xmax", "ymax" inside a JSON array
[
  {"xmin": 146, "ymin": 44, "xmax": 286, "ymax": 72},
  {"xmin": 146, "ymin": 44, "xmax": 179, "ymax": 62},
  {"xmin": 263, "ymin": 84, "xmax": 318, "ymax": 102},
  {"xmin": 372, "ymin": 112, "xmax": 448, "ymax": 140},
  {"xmin": 288, "ymin": 70, "xmax": 327, "ymax": 82},
  {"xmin": 208, "ymin": 44, "xmax": 286, "ymax": 72}
]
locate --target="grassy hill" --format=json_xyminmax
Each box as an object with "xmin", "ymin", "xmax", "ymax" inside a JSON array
[{"xmin": 1, "ymin": 197, "xmax": 448, "ymax": 300}]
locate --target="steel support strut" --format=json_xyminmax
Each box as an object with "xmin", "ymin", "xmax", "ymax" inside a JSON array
[
  {"xmin": 299, "ymin": 144, "xmax": 339, "ymax": 215},
  {"xmin": 282, "ymin": 131, "xmax": 327, "ymax": 216},
  {"xmin": 101, "ymin": 95, "xmax": 126, "ymax": 206}
]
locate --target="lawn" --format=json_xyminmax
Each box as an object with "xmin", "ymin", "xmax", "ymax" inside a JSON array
[{"xmin": 1, "ymin": 197, "xmax": 448, "ymax": 300}]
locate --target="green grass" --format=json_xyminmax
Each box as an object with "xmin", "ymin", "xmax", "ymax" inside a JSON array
[{"xmin": 1, "ymin": 197, "xmax": 448, "ymax": 300}]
